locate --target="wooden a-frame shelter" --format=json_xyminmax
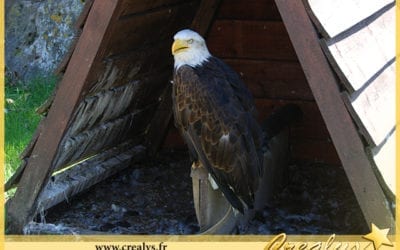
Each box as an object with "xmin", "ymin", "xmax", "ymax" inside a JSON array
[{"xmin": 5, "ymin": 0, "xmax": 395, "ymax": 233}]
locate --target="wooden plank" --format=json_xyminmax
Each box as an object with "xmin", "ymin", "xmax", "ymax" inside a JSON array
[
  {"xmin": 162, "ymin": 125, "xmax": 185, "ymax": 149},
  {"xmin": 5, "ymin": 119, "xmax": 46, "ymax": 191},
  {"xmin": 291, "ymin": 139, "xmax": 340, "ymax": 165},
  {"xmin": 207, "ymin": 20, "xmax": 297, "ymax": 61},
  {"xmin": 217, "ymin": 0, "xmax": 281, "ymax": 21},
  {"xmin": 54, "ymin": 33, "xmax": 81, "ymax": 76},
  {"xmin": 55, "ymin": 0, "xmax": 95, "ymax": 75},
  {"xmin": 6, "ymin": 0, "xmax": 122, "ymax": 234},
  {"xmin": 145, "ymin": 85, "xmax": 174, "ymax": 155},
  {"xmin": 38, "ymin": 144, "xmax": 146, "ymax": 212},
  {"xmin": 106, "ymin": 1, "xmax": 199, "ymax": 56},
  {"xmin": 255, "ymin": 99, "xmax": 330, "ymax": 141},
  {"xmin": 127, "ymin": 71, "xmax": 172, "ymax": 109},
  {"xmin": 343, "ymin": 62, "xmax": 395, "ymax": 146},
  {"xmin": 146, "ymin": 0, "xmax": 221, "ymax": 154},
  {"xmin": 304, "ymin": 0, "xmax": 394, "ymax": 38},
  {"xmin": 53, "ymin": 112, "xmax": 140, "ymax": 170},
  {"xmin": 88, "ymin": 42, "xmax": 172, "ymax": 94},
  {"xmin": 275, "ymin": 0, "xmax": 394, "ymax": 231},
  {"xmin": 370, "ymin": 130, "xmax": 395, "ymax": 198},
  {"xmin": 75, "ymin": 0, "xmax": 95, "ymax": 29},
  {"xmin": 119, "ymin": 0, "xmax": 189, "ymax": 17},
  {"xmin": 321, "ymin": 6, "xmax": 395, "ymax": 92},
  {"xmin": 225, "ymin": 59, "xmax": 313, "ymax": 100},
  {"xmin": 53, "ymin": 104, "xmax": 156, "ymax": 172},
  {"xmin": 5, "ymin": 160, "xmax": 26, "ymax": 191},
  {"xmin": 190, "ymin": 0, "xmax": 221, "ymax": 35},
  {"xmin": 68, "ymin": 81, "xmax": 140, "ymax": 137}
]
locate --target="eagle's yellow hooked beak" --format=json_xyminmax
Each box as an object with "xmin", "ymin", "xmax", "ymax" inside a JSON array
[{"xmin": 172, "ymin": 39, "xmax": 189, "ymax": 55}]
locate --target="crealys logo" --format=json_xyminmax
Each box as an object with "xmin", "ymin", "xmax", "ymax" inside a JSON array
[{"xmin": 264, "ymin": 223, "xmax": 393, "ymax": 250}]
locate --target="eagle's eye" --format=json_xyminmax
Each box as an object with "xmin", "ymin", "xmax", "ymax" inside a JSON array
[{"xmin": 188, "ymin": 39, "xmax": 194, "ymax": 44}]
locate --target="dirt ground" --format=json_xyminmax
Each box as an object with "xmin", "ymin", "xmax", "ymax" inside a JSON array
[{"xmin": 36, "ymin": 149, "xmax": 369, "ymax": 235}]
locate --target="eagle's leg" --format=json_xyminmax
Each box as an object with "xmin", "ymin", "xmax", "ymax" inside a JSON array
[{"xmin": 191, "ymin": 162, "xmax": 239, "ymax": 234}]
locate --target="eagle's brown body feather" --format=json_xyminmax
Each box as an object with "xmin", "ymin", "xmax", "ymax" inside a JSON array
[{"xmin": 172, "ymin": 57, "xmax": 263, "ymax": 212}]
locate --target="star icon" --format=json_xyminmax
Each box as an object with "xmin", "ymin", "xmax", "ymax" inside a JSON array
[{"xmin": 363, "ymin": 223, "xmax": 393, "ymax": 249}]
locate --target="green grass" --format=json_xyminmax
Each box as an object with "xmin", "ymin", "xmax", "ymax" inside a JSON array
[{"xmin": 5, "ymin": 76, "xmax": 57, "ymax": 183}]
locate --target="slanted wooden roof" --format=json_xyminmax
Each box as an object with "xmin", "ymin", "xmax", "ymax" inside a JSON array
[
  {"xmin": 276, "ymin": 0, "xmax": 395, "ymax": 230},
  {"xmin": 6, "ymin": 0, "xmax": 220, "ymax": 233},
  {"xmin": 5, "ymin": 0, "xmax": 395, "ymax": 233},
  {"xmin": 313, "ymin": 0, "xmax": 395, "ymax": 196}
]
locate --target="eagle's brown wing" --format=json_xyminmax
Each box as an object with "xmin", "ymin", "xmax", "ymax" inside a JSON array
[{"xmin": 172, "ymin": 57, "xmax": 263, "ymax": 212}]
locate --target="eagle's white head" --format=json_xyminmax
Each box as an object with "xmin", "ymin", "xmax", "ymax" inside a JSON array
[{"xmin": 172, "ymin": 29, "xmax": 211, "ymax": 69}]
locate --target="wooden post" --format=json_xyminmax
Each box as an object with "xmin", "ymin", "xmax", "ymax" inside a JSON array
[
  {"xmin": 275, "ymin": 0, "xmax": 394, "ymax": 231},
  {"xmin": 6, "ymin": 0, "xmax": 122, "ymax": 234}
]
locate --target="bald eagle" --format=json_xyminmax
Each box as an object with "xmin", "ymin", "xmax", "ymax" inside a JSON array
[{"xmin": 171, "ymin": 29, "xmax": 264, "ymax": 214}]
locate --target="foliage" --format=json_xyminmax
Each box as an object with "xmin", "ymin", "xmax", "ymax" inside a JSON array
[{"xmin": 5, "ymin": 76, "xmax": 57, "ymax": 183}]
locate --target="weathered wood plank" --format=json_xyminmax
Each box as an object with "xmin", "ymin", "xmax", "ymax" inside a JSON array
[
  {"xmin": 207, "ymin": 20, "xmax": 297, "ymax": 61},
  {"xmin": 5, "ymin": 119, "xmax": 46, "ymax": 191},
  {"xmin": 75, "ymin": 0, "xmax": 95, "ymax": 29},
  {"xmin": 106, "ymin": 1, "xmax": 199, "ymax": 56},
  {"xmin": 5, "ymin": 160, "xmax": 26, "ymax": 192},
  {"xmin": 119, "ymin": 0, "xmax": 189, "ymax": 17},
  {"xmin": 38, "ymin": 144, "xmax": 146, "ymax": 212},
  {"xmin": 304, "ymin": 0, "xmax": 394, "ymax": 38},
  {"xmin": 190, "ymin": 0, "xmax": 221, "ymax": 35},
  {"xmin": 225, "ymin": 59, "xmax": 313, "ymax": 100},
  {"xmin": 6, "ymin": 0, "xmax": 122, "ymax": 234},
  {"xmin": 127, "ymin": 71, "xmax": 171, "ymax": 110},
  {"xmin": 145, "ymin": 85, "xmax": 174, "ymax": 155},
  {"xmin": 88, "ymin": 41, "xmax": 172, "ymax": 94},
  {"xmin": 54, "ymin": 33, "xmax": 81, "ymax": 76},
  {"xmin": 217, "ymin": 0, "xmax": 281, "ymax": 21},
  {"xmin": 53, "ymin": 105, "xmax": 155, "ymax": 172},
  {"xmin": 163, "ymin": 126, "xmax": 185, "ymax": 149},
  {"xmin": 255, "ymin": 99, "xmax": 330, "ymax": 141},
  {"xmin": 68, "ymin": 81, "xmax": 140, "ymax": 137},
  {"xmin": 343, "ymin": 62, "xmax": 395, "ymax": 146},
  {"xmin": 275, "ymin": 0, "xmax": 394, "ymax": 230},
  {"xmin": 54, "ymin": 113, "xmax": 138, "ymax": 169},
  {"xmin": 291, "ymin": 138, "xmax": 340, "ymax": 165},
  {"xmin": 55, "ymin": 0, "xmax": 94, "ymax": 75},
  {"xmin": 321, "ymin": 6, "xmax": 395, "ymax": 92},
  {"xmin": 370, "ymin": 129, "xmax": 395, "ymax": 198}
]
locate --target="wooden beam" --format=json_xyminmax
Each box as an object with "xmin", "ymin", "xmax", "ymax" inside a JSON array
[
  {"xmin": 275, "ymin": 0, "xmax": 394, "ymax": 231},
  {"xmin": 207, "ymin": 20, "xmax": 297, "ymax": 61},
  {"xmin": 54, "ymin": 0, "xmax": 95, "ymax": 75},
  {"xmin": 190, "ymin": 0, "xmax": 221, "ymax": 36},
  {"xmin": 146, "ymin": 84, "xmax": 174, "ymax": 155},
  {"xmin": 5, "ymin": 119, "xmax": 45, "ymax": 191},
  {"xmin": 74, "ymin": 0, "xmax": 95, "ymax": 30},
  {"xmin": 6, "ymin": 0, "xmax": 122, "ymax": 234},
  {"xmin": 146, "ymin": 0, "xmax": 221, "ymax": 154},
  {"xmin": 37, "ymin": 144, "xmax": 146, "ymax": 212},
  {"xmin": 106, "ymin": 1, "xmax": 199, "ymax": 56}
]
